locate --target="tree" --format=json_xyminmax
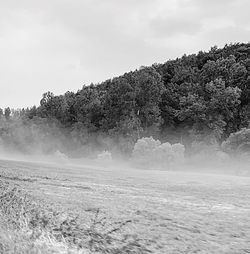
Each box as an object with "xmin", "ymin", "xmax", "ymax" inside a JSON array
[
  {"xmin": 74, "ymin": 85, "xmax": 103, "ymax": 130},
  {"xmin": 4, "ymin": 107, "xmax": 11, "ymax": 120},
  {"xmin": 132, "ymin": 67, "xmax": 166, "ymax": 130},
  {"xmin": 176, "ymin": 78, "xmax": 241, "ymax": 141}
]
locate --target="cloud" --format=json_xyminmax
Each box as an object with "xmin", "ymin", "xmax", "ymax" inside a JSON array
[
  {"xmin": 150, "ymin": 16, "xmax": 202, "ymax": 37},
  {"xmin": 205, "ymin": 26, "xmax": 250, "ymax": 45},
  {"xmin": 0, "ymin": 0, "xmax": 249, "ymax": 108}
]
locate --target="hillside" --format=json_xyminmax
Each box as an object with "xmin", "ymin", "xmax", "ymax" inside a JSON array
[{"xmin": 0, "ymin": 43, "xmax": 250, "ymax": 157}]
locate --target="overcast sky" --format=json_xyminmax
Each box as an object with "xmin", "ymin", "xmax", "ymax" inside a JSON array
[{"xmin": 0, "ymin": 0, "xmax": 249, "ymax": 108}]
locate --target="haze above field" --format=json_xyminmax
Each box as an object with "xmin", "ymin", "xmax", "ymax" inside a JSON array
[{"xmin": 0, "ymin": 0, "xmax": 250, "ymax": 108}]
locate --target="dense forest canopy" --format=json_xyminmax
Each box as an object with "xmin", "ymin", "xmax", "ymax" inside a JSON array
[{"xmin": 0, "ymin": 43, "xmax": 250, "ymax": 157}]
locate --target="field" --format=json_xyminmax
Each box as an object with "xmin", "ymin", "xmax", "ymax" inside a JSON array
[{"xmin": 0, "ymin": 158, "xmax": 250, "ymax": 253}]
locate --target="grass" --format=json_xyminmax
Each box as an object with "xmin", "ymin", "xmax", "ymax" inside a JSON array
[
  {"xmin": 1, "ymin": 159, "xmax": 250, "ymax": 253},
  {"xmin": 0, "ymin": 179, "xmax": 151, "ymax": 254}
]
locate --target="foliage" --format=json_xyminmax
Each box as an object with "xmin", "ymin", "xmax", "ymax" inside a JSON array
[
  {"xmin": 222, "ymin": 128, "xmax": 250, "ymax": 156},
  {"xmin": 132, "ymin": 137, "xmax": 185, "ymax": 169}
]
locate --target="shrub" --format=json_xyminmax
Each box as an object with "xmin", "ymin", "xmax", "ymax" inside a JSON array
[
  {"xmin": 222, "ymin": 128, "xmax": 250, "ymax": 157},
  {"xmin": 154, "ymin": 142, "xmax": 173, "ymax": 167},
  {"xmin": 131, "ymin": 137, "xmax": 185, "ymax": 169},
  {"xmin": 132, "ymin": 137, "xmax": 160, "ymax": 166}
]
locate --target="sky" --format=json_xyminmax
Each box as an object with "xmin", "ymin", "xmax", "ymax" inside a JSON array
[{"xmin": 0, "ymin": 0, "xmax": 250, "ymax": 108}]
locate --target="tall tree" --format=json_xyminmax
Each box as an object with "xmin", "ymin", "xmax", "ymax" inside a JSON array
[{"xmin": 4, "ymin": 107, "xmax": 11, "ymax": 120}]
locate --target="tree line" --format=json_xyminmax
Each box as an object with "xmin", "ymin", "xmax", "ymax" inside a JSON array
[{"xmin": 1, "ymin": 43, "xmax": 250, "ymax": 157}]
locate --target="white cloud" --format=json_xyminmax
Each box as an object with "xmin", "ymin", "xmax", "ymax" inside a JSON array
[{"xmin": 0, "ymin": 0, "xmax": 249, "ymax": 108}]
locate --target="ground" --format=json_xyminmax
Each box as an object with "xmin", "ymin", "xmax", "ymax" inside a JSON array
[{"xmin": 0, "ymin": 158, "xmax": 250, "ymax": 253}]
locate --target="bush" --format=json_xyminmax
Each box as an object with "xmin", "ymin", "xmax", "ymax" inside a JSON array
[
  {"xmin": 222, "ymin": 128, "xmax": 250, "ymax": 158},
  {"xmin": 131, "ymin": 137, "xmax": 185, "ymax": 169},
  {"xmin": 132, "ymin": 137, "xmax": 160, "ymax": 166}
]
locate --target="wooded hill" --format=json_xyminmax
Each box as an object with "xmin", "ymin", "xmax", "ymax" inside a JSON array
[{"xmin": 1, "ymin": 43, "xmax": 250, "ymax": 156}]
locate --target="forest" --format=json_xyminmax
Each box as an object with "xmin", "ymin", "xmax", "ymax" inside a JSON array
[{"xmin": 0, "ymin": 43, "xmax": 250, "ymax": 158}]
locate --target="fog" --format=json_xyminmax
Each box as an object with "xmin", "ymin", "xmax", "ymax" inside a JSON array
[{"xmin": 0, "ymin": 120, "xmax": 249, "ymax": 178}]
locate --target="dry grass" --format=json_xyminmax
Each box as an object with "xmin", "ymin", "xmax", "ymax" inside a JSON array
[
  {"xmin": 1, "ymin": 159, "xmax": 250, "ymax": 253},
  {"xmin": 0, "ymin": 179, "xmax": 150, "ymax": 254}
]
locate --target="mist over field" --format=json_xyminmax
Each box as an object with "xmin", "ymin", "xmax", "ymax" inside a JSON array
[{"xmin": 0, "ymin": 104, "xmax": 249, "ymax": 177}]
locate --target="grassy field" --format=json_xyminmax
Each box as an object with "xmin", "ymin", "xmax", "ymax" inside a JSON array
[{"xmin": 0, "ymin": 158, "xmax": 250, "ymax": 253}]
